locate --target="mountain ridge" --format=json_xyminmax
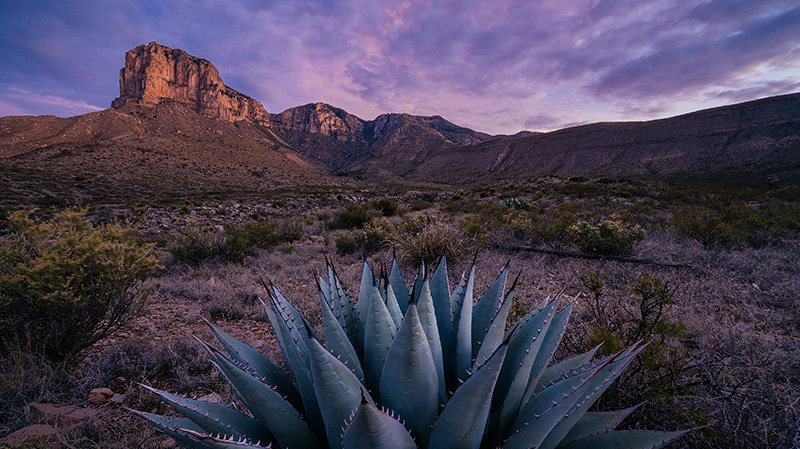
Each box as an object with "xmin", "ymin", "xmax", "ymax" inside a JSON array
[{"xmin": 2, "ymin": 42, "xmax": 799, "ymax": 190}]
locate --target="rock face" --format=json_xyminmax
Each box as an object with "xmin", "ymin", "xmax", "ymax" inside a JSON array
[
  {"xmin": 112, "ymin": 42, "xmax": 270, "ymax": 126},
  {"xmin": 270, "ymin": 104, "xmax": 493, "ymax": 170}
]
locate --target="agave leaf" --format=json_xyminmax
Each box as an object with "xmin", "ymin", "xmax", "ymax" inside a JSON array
[
  {"xmin": 380, "ymin": 303, "xmax": 439, "ymax": 444},
  {"xmin": 538, "ymin": 345, "xmax": 646, "ymax": 449},
  {"xmin": 471, "ymin": 261, "xmax": 508, "ymax": 360},
  {"xmin": 390, "ymin": 257, "xmax": 410, "ymax": 314},
  {"xmin": 356, "ymin": 259, "xmax": 374, "ymax": 324},
  {"xmin": 535, "ymin": 344, "xmax": 601, "ymax": 394},
  {"xmin": 555, "ymin": 429, "xmax": 694, "ymax": 449},
  {"xmin": 558, "ymin": 403, "xmax": 642, "ymax": 445},
  {"xmin": 180, "ymin": 428, "xmax": 270, "ymax": 448},
  {"xmin": 307, "ymin": 335, "xmax": 372, "ymax": 449},
  {"xmin": 429, "ymin": 339, "xmax": 508, "ymax": 449},
  {"xmin": 131, "ymin": 411, "xmax": 213, "ymax": 449},
  {"xmin": 488, "ymin": 295, "xmax": 559, "ymax": 443},
  {"xmin": 318, "ymin": 278, "xmax": 365, "ymax": 382},
  {"xmin": 203, "ymin": 318, "xmax": 302, "ymax": 411},
  {"xmin": 328, "ymin": 262, "xmax": 363, "ymax": 353},
  {"xmin": 385, "ymin": 283, "xmax": 404, "ymax": 329},
  {"xmin": 429, "ymin": 254, "xmax": 452, "ymax": 358},
  {"xmin": 473, "ymin": 271, "xmax": 518, "ymax": 371},
  {"xmin": 504, "ymin": 357, "xmax": 605, "ymax": 449},
  {"xmin": 263, "ymin": 295, "xmax": 324, "ymax": 434},
  {"xmin": 452, "ymin": 263, "xmax": 476, "ymax": 382},
  {"xmin": 444, "ymin": 272, "xmax": 466, "ymax": 388},
  {"xmin": 519, "ymin": 300, "xmax": 574, "ymax": 409},
  {"xmin": 139, "ymin": 385, "xmax": 273, "ymax": 445},
  {"xmin": 202, "ymin": 342, "xmax": 321, "ymax": 449},
  {"xmin": 411, "ymin": 259, "xmax": 425, "ymax": 303},
  {"xmin": 416, "ymin": 280, "xmax": 447, "ymax": 404},
  {"xmin": 342, "ymin": 396, "xmax": 417, "ymax": 449},
  {"xmin": 363, "ymin": 283, "xmax": 398, "ymax": 397}
]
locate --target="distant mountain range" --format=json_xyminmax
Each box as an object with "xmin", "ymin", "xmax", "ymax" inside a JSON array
[{"xmin": 1, "ymin": 42, "xmax": 798, "ymax": 191}]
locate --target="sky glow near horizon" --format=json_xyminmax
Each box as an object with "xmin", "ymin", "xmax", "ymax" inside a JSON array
[{"xmin": 0, "ymin": 0, "xmax": 799, "ymax": 134}]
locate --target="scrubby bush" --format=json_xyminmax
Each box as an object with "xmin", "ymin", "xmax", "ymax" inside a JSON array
[
  {"xmin": 393, "ymin": 217, "xmax": 466, "ymax": 265},
  {"xmin": 569, "ymin": 219, "xmax": 645, "ymax": 256},
  {"xmin": 670, "ymin": 204, "xmax": 737, "ymax": 249},
  {"xmin": 327, "ymin": 204, "xmax": 374, "ymax": 230},
  {"xmin": 171, "ymin": 219, "xmax": 305, "ymax": 263},
  {"xmin": 371, "ymin": 197, "xmax": 399, "ymax": 216},
  {"xmin": 0, "ymin": 209, "xmax": 160, "ymax": 364},
  {"xmin": 334, "ymin": 217, "xmax": 396, "ymax": 255}
]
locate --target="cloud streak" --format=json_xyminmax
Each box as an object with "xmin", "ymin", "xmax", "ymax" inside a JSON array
[{"xmin": 0, "ymin": 0, "xmax": 798, "ymax": 133}]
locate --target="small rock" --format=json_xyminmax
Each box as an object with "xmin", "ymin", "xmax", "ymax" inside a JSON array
[
  {"xmin": 160, "ymin": 437, "xmax": 178, "ymax": 448},
  {"xmin": 110, "ymin": 394, "xmax": 125, "ymax": 404},
  {"xmin": 0, "ymin": 424, "xmax": 60, "ymax": 448},
  {"xmin": 88, "ymin": 394, "xmax": 106, "ymax": 405},
  {"xmin": 89, "ymin": 387, "xmax": 115, "ymax": 398}
]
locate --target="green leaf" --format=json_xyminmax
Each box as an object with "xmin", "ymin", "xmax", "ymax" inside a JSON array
[
  {"xmin": 472, "ymin": 271, "xmax": 517, "ymax": 371},
  {"xmin": 131, "ymin": 411, "xmax": 213, "ymax": 449},
  {"xmin": 307, "ymin": 335, "xmax": 372, "ymax": 449},
  {"xmin": 385, "ymin": 283, "xmax": 404, "ymax": 329},
  {"xmin": 390, "ymin": 257, "xmax": 410, "ymax": 314},
  {"xmin": 416, "ymin": 280, "xmax": 447, "ymax": 404},
  {"xmin": 534, "ymin": 344, "xmax": 601, "ymax": 394},
  {"xmin": 356, "ymin": 260, "xmax": 374, "ymax": 326},
  {"xmin": 179, "ymin": 428, "xmax": 271, "ymax": 448},
  {"xmin": 342, "ymin": 396, "xmax": 417, "ymax": 449},
  {"xmin": 263, "ymin": 295, "xmax": 324, "ymax": 434},
  {"xmin": 327, "ymin": 262, "xmax": 363, "ymax": 355},
  {"xmin": 202, "ymin": 342, "xmax": 320, "ymax": 449},
  {"xmin": 203, "ymin": 318, "xmax": 302, "ymax": 412},
  {"xmin": 555, "ymin": 429, "xmax": 693, "ymax": 449},
  {"xmin": 558, "ymin": 404, "xmax": 642, "ymax": 446},
  {"xmin": 520, "ymin": 300, "xmax": 574, "ymax": 409},
  {"xmin": 489, "ymin": 295, "xmax": 559, "ymax": 443},
  {"xmin": 429, "ymin": 339, "xmax": 508, "ymax": 449},
  {"xmin": 538, "ymin": 346, "xmax": 646, "ymax": 449},
  {"xmin": 504, "ymin": 357, "xmax": 603, "ymax": 449},
  {"xmin": 380, "ymin": 303, "xmax": 439, "ymax": 444},
  {"xmin": 318, "ymin": 278, "xmax": 365, "ymax": 382},
  {"xmin": 363, "ymin": 283, "xmax": 397, "ymax": 398},
  {"xmin": 139, "ymin": 385, "xmax": 273, "ymax": 445},
  {"xmin": 471, "ymin": 261, "xmax": 508, "ymax": 360},
  {"xmin": 452, "ymin": 263, "xmax": 476, "ymax": 382},
  {"xmin": 429, "ymin": 254, "xmax": 452, "ymax": 361}
]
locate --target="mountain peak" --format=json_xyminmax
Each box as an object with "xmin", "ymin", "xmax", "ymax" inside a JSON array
[{"xmin": 111, "ymin": 42, "xmax": 270, "ymax": 126}]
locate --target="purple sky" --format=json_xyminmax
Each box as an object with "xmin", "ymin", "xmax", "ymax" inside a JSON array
[{"xmin": 1, "ymin": 0, "xmax": 799, "ymax": 134}]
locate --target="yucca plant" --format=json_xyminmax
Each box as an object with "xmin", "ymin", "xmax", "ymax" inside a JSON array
[{"xmin": 134, "ymin": 256, "xmax": 690, "ymax": 448}]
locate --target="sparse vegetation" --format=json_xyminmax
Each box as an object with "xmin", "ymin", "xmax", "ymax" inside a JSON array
[{"xmin": 0, "ymin": 209, "xmax": 160, "ymax": 364}]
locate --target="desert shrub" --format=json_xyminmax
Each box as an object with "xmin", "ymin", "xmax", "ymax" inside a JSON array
[
  {"xmin": 0, "ymin": 209, "xmax": 160, "ymax": 364},
  {"xmin": 168, "ymin": 221, "xmax": 220, "ymax": 263},
  {"xmin": 335, "ymin": 231, "xmax": 361, "ymax": 255},
  {"xmin": 670, "ymin": 204, "xmax": 737, "ymax": 249},
  {"xmin": 393, "ymin": 217, "xmax": 466, "ymax": 265},
  {"xmin": 334, "ymin": 217, "xmax": 396, "ymax": 255},
  {"xmin": 371, "ymin": 197, "xmax": 399, "ymax": 216},
  {"xmin": 528, "ymin": 209, "xmax": 576, "ymax": 250},
  {"xmin": 171, "ymin": 219, "xmax": 305, "ymax": 263},
  {"xmin": 569, "ymin": 219, "xmax": 645, "ymax": 256},
  {"xmin": 503, "ymin": 197, "xmax": 534, "ymax": 211},
  {"xmin": 327, "ymin": 204, "xmax": 374, "ymax": 230}
]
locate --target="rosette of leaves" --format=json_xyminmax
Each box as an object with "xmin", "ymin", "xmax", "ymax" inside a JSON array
[{"xmin": 134, "ymin": 256, "xmax": 690, "ymax": 448}]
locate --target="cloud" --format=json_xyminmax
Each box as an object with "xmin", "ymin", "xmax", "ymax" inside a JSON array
[{"xmin": 0, "ymin": 0, "xmax": 798, "ymax": 133}]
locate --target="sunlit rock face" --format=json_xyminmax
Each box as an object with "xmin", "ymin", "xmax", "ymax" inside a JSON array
[{"xmin": 112, "ymin": 42, "xmax": 271, "ymax": 126}]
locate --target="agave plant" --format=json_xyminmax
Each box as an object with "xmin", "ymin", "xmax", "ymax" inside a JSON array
[{"xmin": 134, "ymin": 256, "xmax": 690, "ymax": 448}]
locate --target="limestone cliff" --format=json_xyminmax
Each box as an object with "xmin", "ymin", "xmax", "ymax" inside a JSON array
[{"xmin": 111, "ymin": 42, "xmax": 270, "ymax": 126}]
